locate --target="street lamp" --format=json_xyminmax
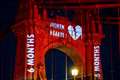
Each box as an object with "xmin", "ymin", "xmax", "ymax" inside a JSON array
[{"xmin": 71, "ymin": 68, "xmax": 79, "ymax": 80}]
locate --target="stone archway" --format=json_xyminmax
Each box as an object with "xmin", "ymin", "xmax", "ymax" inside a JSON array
[{"xmin": 36, "ymin": 45, "xmax": 84, "ymax": 80}]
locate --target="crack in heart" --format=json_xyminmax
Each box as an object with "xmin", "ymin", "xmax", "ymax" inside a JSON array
[{"xmin": 68, "ymin": 25, "xmax": 82, "ymax": 40}]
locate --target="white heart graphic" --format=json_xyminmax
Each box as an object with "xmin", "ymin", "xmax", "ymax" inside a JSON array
[{"xmin": 68, "ymin": 25, "xmax": 82, "ymax": 40}]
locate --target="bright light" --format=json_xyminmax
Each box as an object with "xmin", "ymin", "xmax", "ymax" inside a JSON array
[{"xmin": 71, "ymin": 68, "xmax": 79, "ymax": 76}]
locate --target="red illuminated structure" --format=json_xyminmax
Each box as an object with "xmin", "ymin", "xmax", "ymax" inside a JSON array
[{"xmin": 11, "ymin": 0, "xmax": 120, "ymax": 80}]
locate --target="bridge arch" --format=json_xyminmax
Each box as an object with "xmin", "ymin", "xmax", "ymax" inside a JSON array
[{"xmin": 36, "ymin": 43, "xmax": 85, "ymax": 80}]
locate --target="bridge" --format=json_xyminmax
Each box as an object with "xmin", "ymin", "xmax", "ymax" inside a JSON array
[{"xmin": 9, "ymin": 0, "xmax": 120, "ymax": 80}]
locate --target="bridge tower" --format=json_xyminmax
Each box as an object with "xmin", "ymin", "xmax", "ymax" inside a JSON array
[{"xmin": 12, "ymin": 0, "xmax": 104, "ymax": 80}]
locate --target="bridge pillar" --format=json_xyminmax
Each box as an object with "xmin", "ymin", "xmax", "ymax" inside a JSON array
[{"xmin": 12, "ymin": 0, "xmax": 104, "ymax": 80}]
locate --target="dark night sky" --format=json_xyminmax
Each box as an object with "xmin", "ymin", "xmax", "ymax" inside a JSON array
[
  {"xmin": 0, "ymin": 0, "xmax": 120, "ymax": 80},
  {"xmin": 0, "ymin": 0, "xmax": 18, "ymax": 80}
]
